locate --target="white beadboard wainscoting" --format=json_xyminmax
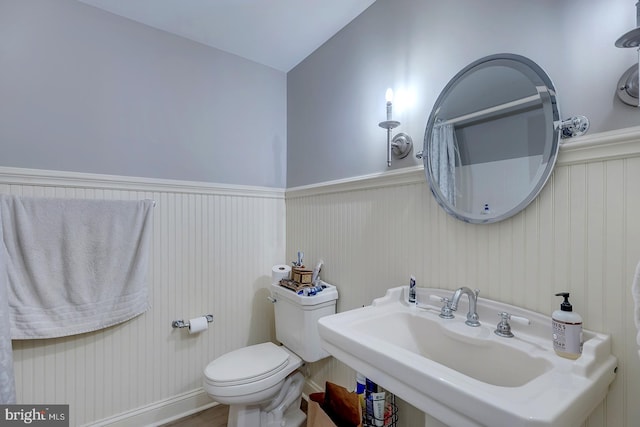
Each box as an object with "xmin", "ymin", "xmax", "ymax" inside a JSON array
[
  {"xmin": 3, "ymin": 125, "xmax": 640, "ymax": 427},
  {"xmin": 287, "ymin": 126, "xmax": 640, "ymax": 427},
  {"xmin": 0, "ymin": 169, "xmax": 286, "ymax": 426}
]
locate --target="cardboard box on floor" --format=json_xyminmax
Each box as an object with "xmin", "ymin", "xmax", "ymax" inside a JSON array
[{"xmin": 307, "ymin": 382, "xmax": 363, "ymax": 427}]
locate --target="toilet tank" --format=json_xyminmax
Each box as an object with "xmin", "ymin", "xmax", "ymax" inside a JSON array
[{"xmin": 270, "ymin": 281, "xmax": 338, "ymax": 363}]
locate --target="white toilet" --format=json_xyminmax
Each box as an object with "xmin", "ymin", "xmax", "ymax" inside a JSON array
[{"xmin": 203, "ymin": 281, "xmax": 338, "ymax": 427}]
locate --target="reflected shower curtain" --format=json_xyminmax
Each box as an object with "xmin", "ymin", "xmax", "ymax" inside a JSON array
[{"xmin": 431, "ymin": 122, "xmax": 457, "ymax": 205}]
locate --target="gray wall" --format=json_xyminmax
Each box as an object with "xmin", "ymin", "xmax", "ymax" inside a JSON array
[
  {"xmin": 0, "ymin": 0, "xmax": 287, "ymax": 188},
  {"xmin": 287, "ymin": 0, "xmax": 640, "ymax": 187},
  {"xmin": 2, "ymin": 0, "xmax": 638, "ymax": 189}
]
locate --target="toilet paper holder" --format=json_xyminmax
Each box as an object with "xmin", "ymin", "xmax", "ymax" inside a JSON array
[{"xmin": 172, "ymin": 314, "xmax": 214, "ymax": 329}]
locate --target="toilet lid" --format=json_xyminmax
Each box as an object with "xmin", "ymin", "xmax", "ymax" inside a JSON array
[{"xmin": 204, "ymin": 342, "xmax": 290, "ymax": 386}]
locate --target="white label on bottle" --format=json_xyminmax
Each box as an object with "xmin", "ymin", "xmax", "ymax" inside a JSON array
[{"xmin": 552, "ymin": 319, "xmax": 583, "ymax": 355}]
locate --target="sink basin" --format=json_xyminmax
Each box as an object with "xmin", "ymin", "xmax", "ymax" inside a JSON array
[
  {"xmin": 318, "ymin": 286, "xmax": 617, "ymax": 427},
  {"xmin": 350, "ymin": 311, "xmax": 552, "ymax": 387}
]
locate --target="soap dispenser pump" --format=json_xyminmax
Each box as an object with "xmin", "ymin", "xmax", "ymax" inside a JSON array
[{"xmin": 552, "ymin": 292, "xmax": 583, "ymax": 359}]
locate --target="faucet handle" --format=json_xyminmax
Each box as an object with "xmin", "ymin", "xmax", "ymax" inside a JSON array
[
  {"xmin": 494, "ymin": 312, "xmax": 530, "ymax": 338},
  {"xmin": 429, "ymin": 295, "xmax": 455, "ymax": 319}
]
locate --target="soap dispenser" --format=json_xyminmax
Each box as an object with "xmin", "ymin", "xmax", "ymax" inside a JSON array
[{"xmin": 552, "ymin": 292, "xmax": 583, "ymax": 359}]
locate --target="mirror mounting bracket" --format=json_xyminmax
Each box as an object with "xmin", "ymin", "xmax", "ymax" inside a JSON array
[{"xmin": 559, "ymin": 115, "xmax": 590, "ymax": 139}]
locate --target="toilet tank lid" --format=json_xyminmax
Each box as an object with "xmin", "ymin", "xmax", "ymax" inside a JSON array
[
  {"xmin": 270, "ymin": 281, "xmax": 338, "ymax": 306},
  {"xmin": 204, "ymin": 342, "xmax": 290, "ymax": 385}
]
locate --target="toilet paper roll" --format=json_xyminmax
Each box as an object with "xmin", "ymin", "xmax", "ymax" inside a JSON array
[
  {"xmin": 188, "ymin": 316, "xmax": 209, "ymax": 334},
  {"xmin": 272, "ymin": 264, "xmax": 291, "ymax": 283}
]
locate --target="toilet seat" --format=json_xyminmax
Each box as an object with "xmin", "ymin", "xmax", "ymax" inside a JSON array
[
  {"xmin": 205, "ymin": 342, "xmax": 290, "ymax": 386},
  {"xmin": 203, "ymin": 342, "xmax": 302, "ymax": 404}
]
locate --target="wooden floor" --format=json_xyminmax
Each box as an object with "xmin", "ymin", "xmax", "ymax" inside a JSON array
[
  {"xmin": 161, "ymin": 404, "xmax": 230, "ymax": 427},
  {"xmin": 161, "ymin": 399, "xmax": 307, "ymax": 427}
]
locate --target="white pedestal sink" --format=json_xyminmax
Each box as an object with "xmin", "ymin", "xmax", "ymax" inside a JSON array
[{"xmin": 317, "ymin": 286, "xmax": 617, "ymax": 427}]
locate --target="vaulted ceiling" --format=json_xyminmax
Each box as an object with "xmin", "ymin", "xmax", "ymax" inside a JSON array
[{"xmin": 78, "ymin": 0, "xmax": 377, "ymax": 72}]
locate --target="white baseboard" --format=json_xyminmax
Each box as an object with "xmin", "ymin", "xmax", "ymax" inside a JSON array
[
  {"xmin": 82, "ymin": 380, "xmax": 321, "ymax": 427},
  {"xmin": 303, "ymin": 378, "xmax": 325, "ymax": 398},
  {"xmin": 82, "ymin": 389, "xmax": 217, "ymax": 427}
]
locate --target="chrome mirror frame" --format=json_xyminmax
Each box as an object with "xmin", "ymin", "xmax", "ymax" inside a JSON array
[{"xmin": 421, "ymin": 53, "xmax": 562, "ymax": 224}]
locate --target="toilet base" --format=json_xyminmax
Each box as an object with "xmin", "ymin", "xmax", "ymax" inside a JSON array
[
  {"xmin": 276, "ymin": 403, "xmax": 306, "ymax": 427},
  {"xmin": 227, "ymin": 404, "xmax": 305, "ymax": 427},
  {"xmin": 228, "ymin": 404, "xmax": 260, "ymax": 426},
  {"xmin": 227, "ymin": 372, "xmax": 306, "ymax": 427}
]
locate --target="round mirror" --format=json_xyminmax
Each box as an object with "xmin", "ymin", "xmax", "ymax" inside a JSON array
[{"xmin": 423, "ymin": 54, "xmax": 560, "ymax": 223}]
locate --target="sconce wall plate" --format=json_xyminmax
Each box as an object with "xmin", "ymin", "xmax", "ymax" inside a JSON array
[
  {"xmin": 617, "ymin": 63, "xmax": 639, "ymax": 107},
  {"xmin": 391, "ymin": 132, "xmax": 413, "ymax": 159},
  {"xmin": 614, "ymin": 1, "xmax": 640, "ymax": 107}
]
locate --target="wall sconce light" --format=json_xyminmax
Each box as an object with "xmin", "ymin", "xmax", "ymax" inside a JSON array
[
  {"xmin": 615, "ymin": 1, "xmax": 640, "ymax": 106},
  {"xmin": 378, "ymin": 88, "xmax": 413, "ymax": 167}
]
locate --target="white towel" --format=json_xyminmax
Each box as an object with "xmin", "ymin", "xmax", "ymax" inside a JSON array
[
  {"xmin": 633, "ymin": 260, "xmax": 640, "ymax": 359},
  {"xmin": 0, "ymin": 223, "xmax": 16, "ymax": 402},
  {"xmin": 0, "ymin": 196, "xmax": 154, "ymax": 339}
]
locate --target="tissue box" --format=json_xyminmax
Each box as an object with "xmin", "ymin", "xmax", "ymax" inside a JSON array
[{"xmin": 292, "ymin": 266, "xmax": 313, "ymax": 284}]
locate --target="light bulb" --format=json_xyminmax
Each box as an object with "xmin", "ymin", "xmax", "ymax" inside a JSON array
[
  {"xmin": 385, "ymin": 88, "xmax": 394, "ymax": 103},
  {"xmin": 385, "ymin": 88, "xmax": 393, "ymax": 120}
]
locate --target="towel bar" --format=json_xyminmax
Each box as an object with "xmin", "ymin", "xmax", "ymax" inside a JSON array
[{"xmin": 172, "ymin": 314, "xmax": 213, "ymax": 329}]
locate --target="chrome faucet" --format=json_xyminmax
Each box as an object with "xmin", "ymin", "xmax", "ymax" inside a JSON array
[{"xmin": 450, "ymin": 287, "xmax": 480, "ymax": 327}]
